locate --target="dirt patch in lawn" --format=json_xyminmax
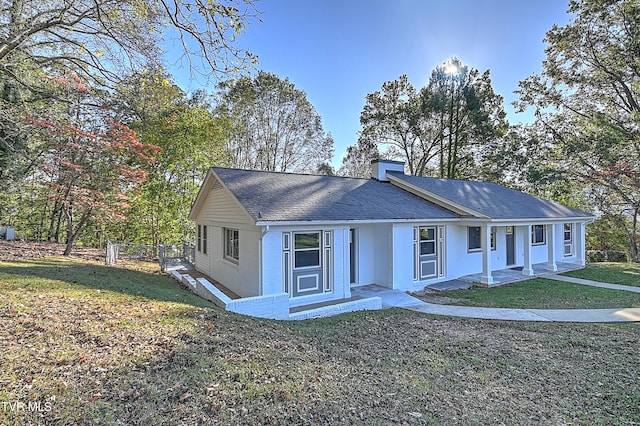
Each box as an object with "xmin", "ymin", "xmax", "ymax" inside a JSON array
[
  {"xmin": 409, "ymin": 289, "xmax": 462, "ymax": 305},
  {"xmin": 0, "ymin": 240, "xmax": 104, "ymax": 262}
]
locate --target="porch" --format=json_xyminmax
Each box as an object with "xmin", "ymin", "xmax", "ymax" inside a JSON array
[{"xmin": 428, "ymin": 261, "xmax": 585, "ymax": 290}]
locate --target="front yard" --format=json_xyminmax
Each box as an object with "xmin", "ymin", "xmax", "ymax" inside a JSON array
[
  {"xmin": 1, "ymin": 253, "xmax": 639, "ymax": 425},
  {"xmin": 417, "ymin": 263, "xmax": 640, "ymax": 309},
  {"xmin": 565, "ymin": 262, "xmax": 640, "ymax": 287}
]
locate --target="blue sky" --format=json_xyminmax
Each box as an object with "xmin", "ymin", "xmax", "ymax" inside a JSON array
[{"xmin": 174, "ymin": 0, "xmax": 572, "ymax": 169}]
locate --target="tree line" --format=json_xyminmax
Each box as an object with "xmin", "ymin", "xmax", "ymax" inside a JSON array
[{"xmin": 0, "ymin": 0, "xmax": 638, "ymax": 261}]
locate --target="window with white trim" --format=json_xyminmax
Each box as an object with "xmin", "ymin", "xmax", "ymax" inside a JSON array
[
  {"xmin": 420, "ymin": 227, "xmax": 436, "ymax": 256},
  {"xmin": 468, "ymin": 226, "xmax": 496, "ymax": 251},
  {"xmin": 197, "ymin": 224, "xmax": 207, "ymax": 254},
  {"xmin": 203, "ymin": 225, "xmax": 207, "ymax": 254},
  {"xmin": 531, "ymin": 224, "xmax": 546, "ymax": 245},
  {"xmin": 563, "ymin": 223, "xmax": 573, "ymax": 256},
  {"xmin": 294, "ymin": 232, "xmax": 321, "ymax": 268},
  {"xmin": 490, "ymin": 227, "xmax": 496, "ymax": 251},
  {"xmin": 468, "ymin": 227, "xmax": 481, "ymax": 252},
  {"xmin": 224, "ymin": 228, "xmax": 239, "ymax": 262}
]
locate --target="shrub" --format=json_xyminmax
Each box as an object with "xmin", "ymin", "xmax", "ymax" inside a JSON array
[
  {"xmin": 587, "ymin": 250, "xmax": 629, "ymax": 263},
  {"xmin": 605, "ymin": 250, "xmax": 629, "ymax": 262}
]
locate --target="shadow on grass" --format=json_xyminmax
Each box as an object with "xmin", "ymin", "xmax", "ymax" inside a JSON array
[{"xmin": 0, "ymin": 257, "xmax": 216, "ymax": 308}]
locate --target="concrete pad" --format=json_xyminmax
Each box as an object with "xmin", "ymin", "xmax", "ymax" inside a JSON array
[{"xmin": 351, "ymin": 285, "xmax": 422, "ymax": 309}]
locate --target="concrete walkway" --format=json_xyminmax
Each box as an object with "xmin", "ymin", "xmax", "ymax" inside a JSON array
[{"xmin": 351, "ymin": 275, "xmax": 640, "ymax": 323}]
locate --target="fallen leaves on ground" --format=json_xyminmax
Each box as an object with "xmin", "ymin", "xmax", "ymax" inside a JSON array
[{"xmin": 0, "ymin": 252, "xmax": 639, "ymax": 425}]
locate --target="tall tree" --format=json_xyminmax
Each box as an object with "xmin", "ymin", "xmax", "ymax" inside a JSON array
[
  {"xmin": 0, "ymin": 0, "xmax": 257, "ymax": 90},
  {"xmin": 357, "ymin": 60, "xmax": 507, "ymax": 179},
  {"xmin": 338, "ymin": 132, "xmax": 380, "ymax": 178},
  {"xmin": 113, "ymin": 70, "xmax": 228, "ymax": 245},
  {"xmin": 359, "ymin": 74, "xmax": 438, "ymax": 176},
  {"xmin": 216, "ymin": 71, "xmax": 334, "ymax": 173},
  {"xmin": 26, "ymin": 73, "xmax": 159, "ymax": 254},
  {"xmin": 0, "ymin": 0, "xmax": 258, "ymax": 188},
  {"xmin": 516, "ymin": 0, "xmax": 640, "ymax": 261},
  {"xmin": 422, "ymin": 57, "xmax": 508, "ymax": 179}
]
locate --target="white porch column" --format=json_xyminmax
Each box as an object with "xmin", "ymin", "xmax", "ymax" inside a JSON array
[
  {"xmin": 521, "ymin": 225, "xmax": 534, "ymax": 276},
  {"xmin": 546, "ymin": 223, "xmax": 558, "ymax": 271},
  {"xmin": 480, "ymin": 224, "xmax": 494, "ymax": 285},
  {"xmin": 576, "ymin": 222, "xmax": 586, "ymax": 266}
]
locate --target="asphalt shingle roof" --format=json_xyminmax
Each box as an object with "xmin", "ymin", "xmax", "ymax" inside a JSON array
[
  {"xmin": 212, "ymin": 167, "xmax": 458, "ymax": 222},
  {"xmin": 388, "ymin": 172, "xmax": 592, "ymax": 219}
]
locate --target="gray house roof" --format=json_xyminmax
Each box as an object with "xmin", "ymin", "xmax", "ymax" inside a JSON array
[
  {"xmin": 192, "ymin": 167, "xmax": 593, "ymax": 224},
  {"xmin": 211, "ymin": 167, "xmax": 458, "ymax": 222},
  {"xmin": 388, "ymin": 172, "xmax": 592, "ymax": 219}
]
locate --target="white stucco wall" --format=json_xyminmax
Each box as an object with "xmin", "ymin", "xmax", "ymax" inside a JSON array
[
  {"xmin": 372, "ymin": 223, "xmax": 393, "ymax": 288},
  {"xmin": 355, "ymin": 224, "xmax": 376, "ymax": 286},
  {"xmin": 260, "ymin": 225, "xmax": 351, "ymax": 307},
  {"xmin": 391, "ymin": 224, "xmax": 415, "ymax": 290},
  {"xmin": 261, "ymin": 229, "xmax": 283, "ymax": 296}
]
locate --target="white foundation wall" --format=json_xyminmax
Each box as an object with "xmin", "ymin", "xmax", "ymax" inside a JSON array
[
  {"xmin": 552, "ymin": 222, "xmax": 584, "ymax": 263},
  {"xmin": 333, "ymin": 227, "xmax": 351, "ymax": 299},
  {"xmin": 355, "ymin": 223, "xmax": 394, "ymax": 287},
  {"xmin": 446, "ymin": 225, "xmax": 482, "ymax": 278}
]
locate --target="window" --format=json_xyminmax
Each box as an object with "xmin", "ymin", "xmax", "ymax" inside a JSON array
[
  {"xmin": 203, "ymin": 225, "xmax": 207, "ymax": 254},
  {"xmin": 197, "ymin": 225, "xmax": 201, "ymax": 252},
  {"xmin": 531, "ymin": 224, "xmax": 546, "ymax": 245},
  {"xmin": 294, "ymin": 232, "xmax": 321, "ymax": 268},
  {"xmin": 490, "ymin": 227, "xmax": 496, "ymax": 251},
  {"xmin": 224, "ymin": 228, "xmax": 239, "ymax": 262},
  {"xmin": 197, "ymin": 225, "xmax": 207, "ymax": 253},
  {"xmin": 420, "ymin": 227, "xmax": 436, "ymax": 256},
  {"xmin": 468, "ymin": 226, "xmax": 481, "ymax": 251},
  {"xmin": 563, "ymin": 223, "xmax": 573, "ymax": 256},
  {"xmin": 467, "ymin": 226, "xmax": 495, "ymax": 251}
]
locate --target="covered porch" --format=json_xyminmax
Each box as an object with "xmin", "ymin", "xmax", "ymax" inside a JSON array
[
  {"xmin": 471, "ymin": 221, "xmax": 586, "ymax": 287},
  {"xmin": 462, "ymin": 261, "xmax": 586, "ymax": 288},
  {"xmin": 428, "ymin": 261, "xmax": 585, "ymax": 290}
]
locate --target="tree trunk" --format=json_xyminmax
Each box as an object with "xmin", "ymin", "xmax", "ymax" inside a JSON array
[
  {"xmin": 630, "ymin": 208, "xmax": 639, "ymax": 263},
  {"xmin": 63, "ymin": 208, "xmax": 93, "ymax": 256}
]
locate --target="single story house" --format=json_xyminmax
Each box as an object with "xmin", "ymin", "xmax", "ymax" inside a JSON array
[{"xmin": 187, "ymin": 160, "xmax": 593, "ymax": 319}]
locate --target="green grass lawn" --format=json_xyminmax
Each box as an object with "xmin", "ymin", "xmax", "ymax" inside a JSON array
[
  {"xmin": 1, "ymin": 257, "xmax": 639, "ymax": 425},
  {"xmin": 564, "ymin": 262, "xmax": 640, "ymax": 287},
  {"xmin": 433, "ymin": 277, "xmax": 640, "ymax": 309}
]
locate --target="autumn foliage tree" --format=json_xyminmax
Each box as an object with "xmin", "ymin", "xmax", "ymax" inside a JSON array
[
  {"xmin": 113, "ymin": 69, "xmax": 228, "ymax": 245},
  {"xmin": 27, "ymin": 73, "xmax": 159, "ymax": 254}
]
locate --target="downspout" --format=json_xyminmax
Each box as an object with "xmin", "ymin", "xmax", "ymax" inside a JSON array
[{"xmin": 259, "ymin": 225, "xmax": 270, "ymax": 296}]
